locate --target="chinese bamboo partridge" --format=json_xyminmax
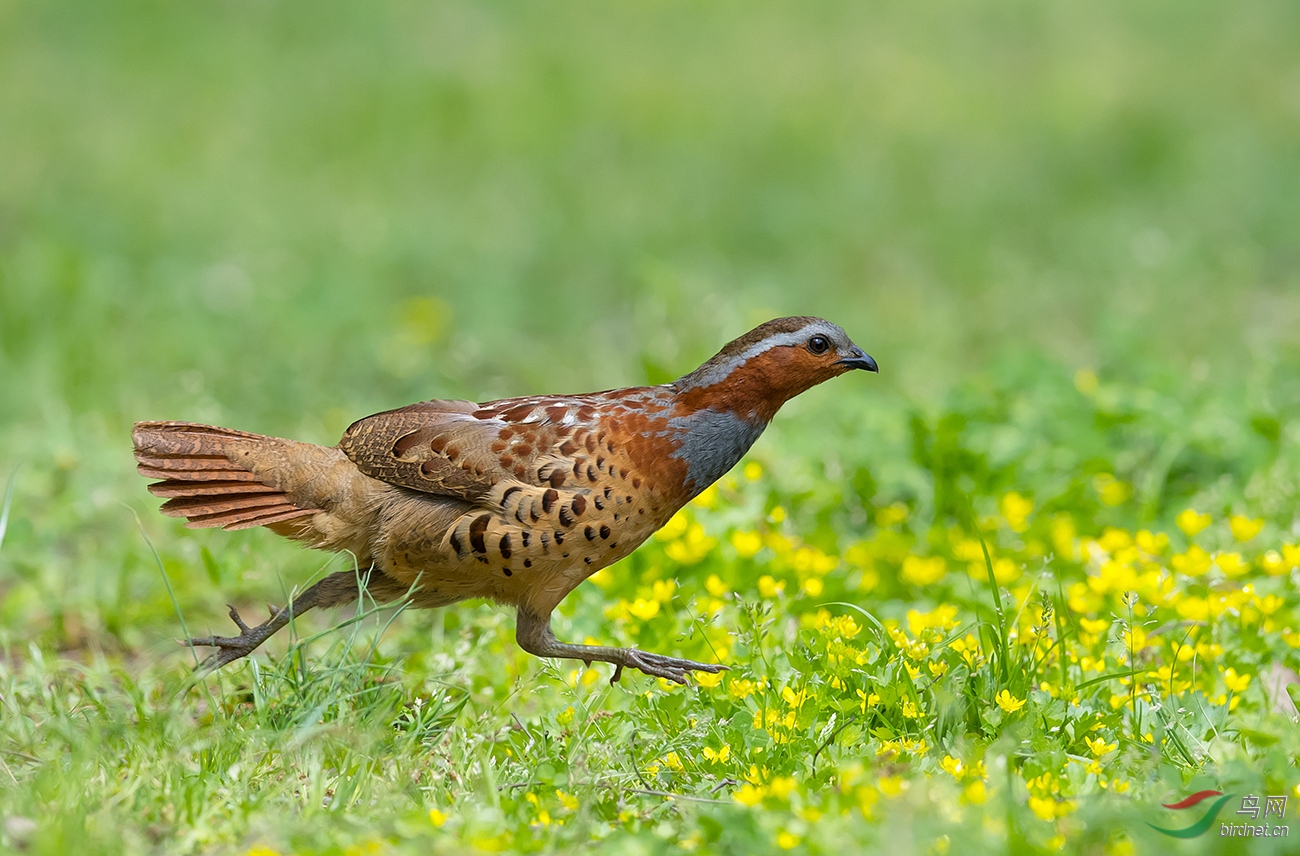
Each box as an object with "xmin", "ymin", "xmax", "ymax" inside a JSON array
[{"xmin": 133, "ymin": 316, "xmax": 878, "ymax": 682}]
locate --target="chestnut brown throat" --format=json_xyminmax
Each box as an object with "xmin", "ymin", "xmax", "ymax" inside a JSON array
[{"xmin": 133, "ymin": 316, "xmax": 878, "ymax": 683}]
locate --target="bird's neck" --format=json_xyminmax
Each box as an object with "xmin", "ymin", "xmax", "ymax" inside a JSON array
[{"xmin": 663, "ymin": 403, "xmax": 768, "ymax": 498}]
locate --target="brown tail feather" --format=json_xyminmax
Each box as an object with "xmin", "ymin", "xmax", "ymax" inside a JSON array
[{"xmin": 133, "ymin": 421, "xmax": 315, "ymax": 531}]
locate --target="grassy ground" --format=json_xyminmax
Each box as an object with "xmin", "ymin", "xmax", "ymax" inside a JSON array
[{"xmin": 3, "ymin": 1, "xmax": 1300, "ymax": 853}]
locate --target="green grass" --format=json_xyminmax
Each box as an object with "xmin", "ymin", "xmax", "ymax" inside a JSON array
[{"xmin": 3, "ymin": 1, "xmax": 1300, "ymax": 853}]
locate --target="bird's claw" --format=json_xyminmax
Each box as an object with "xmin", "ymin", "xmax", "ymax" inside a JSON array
[
  {"xmin": 181, "ymin": 605, "xmax": 273, "ymax": 673},
  {"xmin": 609, "ymin": 650, "xmax": 729, "ymax": 685}
]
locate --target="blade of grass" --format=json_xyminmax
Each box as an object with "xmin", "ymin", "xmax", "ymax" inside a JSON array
[{"xmin": 0, "ymin": 465, "xmax": 18, "ymax": 556}]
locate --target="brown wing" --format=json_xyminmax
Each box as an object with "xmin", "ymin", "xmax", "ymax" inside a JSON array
[
  {"xmin": 338, "ymin": 399, "xmax": 499, "ymax": 501},
  {"xmin": 338, "ymin": 396, "xmax": 592, "ymax": 502}
]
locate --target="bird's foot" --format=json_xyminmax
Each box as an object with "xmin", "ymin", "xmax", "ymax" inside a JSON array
[
  {"xmin": 612, "ymin": 650, "xmax": 729, "ymax": 685},
  {"xmin": 181, "ymin": 604, "xmax": 284, "ymax": 673}
]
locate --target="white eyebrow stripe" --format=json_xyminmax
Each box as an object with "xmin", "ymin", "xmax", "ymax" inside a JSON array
[{"xmin": 679, "ymin": 321, "xmax": 834, "ymax": 390}]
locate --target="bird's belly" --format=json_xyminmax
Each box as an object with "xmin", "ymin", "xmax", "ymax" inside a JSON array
[{"xmin": 375, "ymin": 486, "xmax": 679, "ymax": 615}]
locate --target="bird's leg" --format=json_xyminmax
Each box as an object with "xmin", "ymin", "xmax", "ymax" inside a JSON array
[
  {"xmin": 182, "ymin": 570, "xmax": 366, "ymax": 673},
  {"xmin": 515, "ymin": 609, "xmax": 727, "ymax": 685}
]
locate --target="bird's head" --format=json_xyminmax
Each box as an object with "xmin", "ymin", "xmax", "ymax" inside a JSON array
[{"xmin": 674, "ymin": 316, "xmax": 878, "ymax": 420}]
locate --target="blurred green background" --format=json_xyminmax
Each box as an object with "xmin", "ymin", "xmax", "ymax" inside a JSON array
[{"xmin": 1, "ymin": 0, "xmax": 1299, "ymax": 649}]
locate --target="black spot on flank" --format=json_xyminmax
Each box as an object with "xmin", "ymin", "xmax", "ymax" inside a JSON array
[
  {"xmin": 549, "ymin": 470, "xmax": 566, "ymax": 488},
  {"xmin": 499, "ymin": 534, "xmax": 513, "ymax": 559},
  {"xmin": 593, "ymin": 497, "xmax": 604, "ymax": 510},
  {"xmin": 604, "ymin": 487, "xmax": 613, "ymax": 499},
  {"xmin": 469, "ymin": 515, "xmax": 490, "ymax": 553},
  {"xmin": 559, "ymin": 506, "xmax": 573, "ymax": 526},
  {"xmin": 599, "ymin": 524, "xmax": 610, "ymax": 539},
  {"xmin": 542, "ymin": 489, "xmax": 558, "ymax": 513},
  {"xmin": 609, "ymin": 466, "xmax": 618, "ymax": 478},
  {"xmin": 587, "ymin": 465, "xmax": 598, "ymax": 482},
  {"xmin": 521, "ymin": 531, "xmax": 531, "ymax": 547},
  {"xmin": 610, "ymin": 542, "xmax": 618, "ymax": 549},
  {"xmin": 501, "ymin": 485, "xmax": 522, "ymax": 504},
  {"xmin": 523, "ymin": 559, "xmax": 532, "ymax": 568},
  {"xmin": 572, "ymin": 459, "xmax": 583, "ymax": 477},
  {"xmin": 584, "ymin": 557, "xmax": 592, "ymax": 564},
  {"xmin": 449, "ymin": 531, "xmax": 463, "ymax": 554},
  {"xmin": 625, "ymin": 496, "xmax": 633, "ymax": 503},
  {"xmin": 571, "ymin": 495, "xmax": 587, "ymax": 517},
  {"xmin": 585, "ymin": 525, "xmax": 596, "ymax": 540},
  {"xmin": 597, "ymin": 457, "xmax": 606, "ymax": 468},
  {"xmin": 562, "ymin": 552, "xmax": 569, "ymax": 558},
  {"xmin": 554, "ymin": 531, "xmax": 565, "ymax": 544},
  {"xmin": 504, "ymin": 568, "xmax": 513, "ymax": 576}
]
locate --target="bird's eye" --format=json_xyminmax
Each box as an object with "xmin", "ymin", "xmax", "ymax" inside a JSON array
[{"xmin": 807, "ymin": 335, "xmax": 830, "ymax": 354}]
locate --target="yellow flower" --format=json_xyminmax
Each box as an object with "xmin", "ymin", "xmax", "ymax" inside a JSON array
[
  {"xmin": 801, "ymin": 576, "xmax": 824, "ymax": 597},
  {"xmin": 996, "ymin": 690, "xmax": 1026, "ymax": 713},
  {"xmin": 731, "ymin": 530, "xmax": 763, "ymax": 558},
  {"xmin": 662, "ymin": 752, "xmax": 684, "ymax": 771},
  {"xmin": 1254, "ymin": 593, "xmax": 1285, "ymax": 615},
  {"xmin": 1120, "ymin": 626, "xmax": 1147, "ymax": 651},
  {"xmin": 928, "ymin": 660, "xmax": 949, "ymax": 678},
  {"xmin": 781, "ymin": 686, "xmax": 808, "ymax": 708},
  {"xmin": 556, "ymin": 706, "xmax": 575, "ymax": 726},
  {"xmin": 1229, "ymin": 515, "xmax": 1264, "ymax": 542},
  {"xmin": 1093, "ymin": 474, "xmax": 1131, "ymax": 506},
  {"xmin": 693, "ymin": 485, "xmax": 719, "ymax": 509},
  {"xmin": 901, "ymin": 555, "xmax": 948, "ymax": 586},
  {"xmin": 1000, "ymin": 492, "xmax": 1034, "ymax": 533},
  {"xmin": 941, "ymin": 755, "xmax": 965, "ymax": 779},
  {"xmin": 776, "ymin": 832, "xmax": 800, "ymax": 850},
  {"xmin": 1029, "ymin": 797, "xmax": 1064, "ymax": 821},
  {"xmin": 743, "ymin": 461, "xmax": 763, "ymax": 480},
  {"xmin": 1215, "ymin": 552, "xmax": 1248, "ymax": 578},
  {"xmin": 695, "ymin": 670, "xmax": 724, "ymax": 689},
  {"xmin": 963, "ymin": 780, "xmax": 988, "ymax": 804},
  {"xmin": 768, "ymin": 777, "xmax": 797, "ymax": 800},
  {"xmin": 1261, "ymin": 551, "xmax": 1293, "ymax": 576},
  {"xmin": 703, "ymin": 745, "xmax": 731, "ymax": 764},
  {"xmin": 1224, "ymin": 668, "xmax": 1251, "ymax": 693},
  {"xmin": 757, "ymin": 575, "xmax": 785, "ymax": 598},
  {"xmin": 1171, "ymin": 545, "xmax": 1212, "ymax": 576},
  {"xmin": 1176, "ymin": 509, "xmax": 1211, "ymax": 537},
  {"xmin": 628, "ymin": 598, "xmax": 660, "ymax": 620},
  {"xmin": 902, "ymin": 700, "xmax": 921, "ymax": 718},
  {"xmin": 246, "ymin": 847, "xmax": 280, "ymax": 856},
  {"xmin": 557, "ymin": 791, "xmax": 579, "ymax": 811},
  {"xmin": 876, "ymin": 502, "xmax": 909, "ymax": 527},
  {"xmin": 769, "ymin": 505, "xmax": 787, "ymax": 523},
  {"xmin": 427, "ymin": 806, "xmax": 449, "ymax": 826},
  {"xmin": 1051, "ymin": 515, "xmax": 1078, "ymax": 561},
  {"xmin": 1085, "ymin": 736, "xmax": 1117, "ymax": 756},
  {"xmin": 652, "ymin": 579, "xmax": 676, "ymax": 602},
  {"xmin": 1079, "ymin": 617, "xmax": 1109, "ymax": 635},
  {"xmin": 729, "ymin": 678, "xmax": 756, "ymax": 700}
]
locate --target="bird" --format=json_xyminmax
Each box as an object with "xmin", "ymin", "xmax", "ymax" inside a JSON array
[{"xmin": 132, "ymin": 316, "xmax": 878, "ymax": 683}]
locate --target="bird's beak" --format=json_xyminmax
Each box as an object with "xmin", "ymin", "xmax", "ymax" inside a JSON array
[{"xmin": 836, "ymin": 348, "xmax": 879, "ymax": 373}]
